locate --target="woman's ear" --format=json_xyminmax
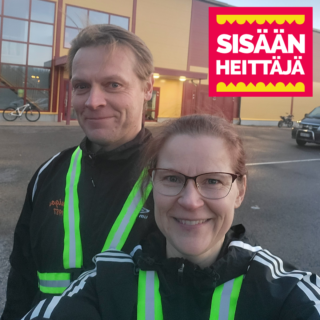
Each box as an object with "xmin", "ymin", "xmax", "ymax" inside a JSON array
[{"xmin": 234, "ymin": 175, "xmax": 247, "ymax": 209}]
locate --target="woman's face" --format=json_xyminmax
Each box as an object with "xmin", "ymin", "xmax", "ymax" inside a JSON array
[{"xmin": 153, "ymin": 134, "xmax": 246, "ymax": 266}]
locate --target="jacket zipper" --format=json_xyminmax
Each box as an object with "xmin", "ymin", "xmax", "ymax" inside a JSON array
[{"xmin": 178, "ymin": 263, "xmax": 184, "ymax": 284}]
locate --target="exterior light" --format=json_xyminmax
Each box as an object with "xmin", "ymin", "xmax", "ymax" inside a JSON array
[
  {"xmin": 153, "ymin": 73, "xmax": 160, "ymax": 79},
  {"xmin": 36, "ymin": 76, "xmax": 39, "ymax": 79},
  {"xmin": 179, "ymin": 76, "xmax": 186, "ymax": 81},
  {"xmin": 31, "ymin": 75, "xmax": 35, "ymax": 78}
]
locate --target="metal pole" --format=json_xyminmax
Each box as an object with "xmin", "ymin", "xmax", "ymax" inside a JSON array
[
  {"xmin": 290, "ymin": 96, "xmax": 294, "ymax": 115},
  {"xmin": 66, "ymin": 80, "xmax": 72, "ymax": 125}
]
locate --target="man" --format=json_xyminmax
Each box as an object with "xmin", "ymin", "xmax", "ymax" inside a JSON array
[{"xmin": 1, "ymin": 25, "xmax": 156, "ymax": 320}]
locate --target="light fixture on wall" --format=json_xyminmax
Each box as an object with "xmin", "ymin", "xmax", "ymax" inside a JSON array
[
  {"xmin": 179, "ymin": 76, "xmax": 186, "ymax": 81},
  {"xmin": 153, "ymin": 73, "xmax": 160, "ymax": 79}
]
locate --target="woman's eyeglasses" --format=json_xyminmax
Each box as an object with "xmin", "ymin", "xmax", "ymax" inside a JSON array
[{"xmin": 148, "ymin": 168, "xmax": 239, "ymax": 200}]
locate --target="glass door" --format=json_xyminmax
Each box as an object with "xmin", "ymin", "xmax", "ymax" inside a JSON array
[{"xmin": 145, "ymin": 87, "xmax": 160, "ymax": 121}]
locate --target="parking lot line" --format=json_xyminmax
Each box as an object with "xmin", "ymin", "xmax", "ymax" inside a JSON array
[{"xmin": 247, "ymin": 159, "xmax": 320, "ymax": 166}]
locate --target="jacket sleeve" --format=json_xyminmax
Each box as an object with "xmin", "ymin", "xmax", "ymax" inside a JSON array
[
  {"xmin": 21, "ymin": 270, "xmax": 100, "ymax": 320},
  {"xmin": 1, "ymin": 174, "xmax": 39, "ymax": 320},
  {"xmin": 279, "ymin": 274, "xmax": 320, "ymax": 320}
]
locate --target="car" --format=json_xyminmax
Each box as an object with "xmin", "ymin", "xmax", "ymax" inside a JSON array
[{"xmin": 292, "ymin": 106, "xmax": 320, "ymax": 146}]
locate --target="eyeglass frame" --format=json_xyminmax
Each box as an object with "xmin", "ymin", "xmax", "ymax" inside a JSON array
[{"xmin": 148, "ymin": 168, "xmax": 240, "ymax": 200}]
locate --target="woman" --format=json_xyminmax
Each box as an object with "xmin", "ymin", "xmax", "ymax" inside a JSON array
[{"xmin": 22, "ymin": 115, "xmax": 320, "ymax": 320}]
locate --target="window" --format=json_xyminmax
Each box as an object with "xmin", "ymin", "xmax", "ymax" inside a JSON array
[
  {"xmin": 89, "ymin": 11, "xmax": 109, "ymax": 25},
  {"xmin": 1, "ymin": 41, "xmax": 27, "ymax": 65},
  {"xmin": 0, "ymin": 0, "xmax": 55, "ymax": 111},
  {"xmin": 27, "ymin": 67, "xmax": 50, "ymax": 89},
  {"xmin": 64, "ymin": 28, "xmax": 80, "ymax": 48},
  {"xmin": 4, "ymin": 0, "xmax": 29, "ymax": 19},
  {"xmin": 110, "ymin": 15, "xmax": 129, "ymax": 30},
  {"xmin": 30, "ymin": 22, "xmax": 54, "ymax": 45},
  {"xmin": 1, "ymin": 64, "xmax": 26, "ymax": 87},
  {"xmin": 66, "ymin": 6, "xmax": 87, "ymax": 29},
  {"xmin": 31, "ymin": 0, "xmax": 55, "ymax": 24},
  {"xmin": 64, "ymin": 5, "xmax": 130, "ymax": 48},
  {"xmin": 28, "ymin": 45, "xmax": 52, "ymax": 67},
  {"xmin": 3, "ymin": 18, "xmax": 28, "ymax": 42}
]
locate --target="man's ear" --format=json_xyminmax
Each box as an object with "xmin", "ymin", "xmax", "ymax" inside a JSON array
[
  {"xmin": 144, "ymin": 74, "xmax": 154, "ymax": 101},
  {"xmin": 234, "ymin": 175, "xmax": 247, "ymax": 209}
]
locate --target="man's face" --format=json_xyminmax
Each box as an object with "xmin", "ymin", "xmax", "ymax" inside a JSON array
[{"xmin": 71, "ymin": 45, "xmax": 153, "ymax": 151}]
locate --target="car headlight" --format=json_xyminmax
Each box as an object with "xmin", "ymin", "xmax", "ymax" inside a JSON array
[{"xmin": 293, "ymin": 122, "xmax": 303, "ymax": 128}]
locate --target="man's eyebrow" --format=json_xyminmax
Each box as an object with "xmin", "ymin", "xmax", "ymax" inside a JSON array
[{"xmin": 71, "ymin": 75, "xmax": 127, "ymax": 83}]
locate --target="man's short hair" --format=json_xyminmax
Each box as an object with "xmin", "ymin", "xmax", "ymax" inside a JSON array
[{"xmin": 67, "ymin": 24, "xmax": 154, "ymax": 81}]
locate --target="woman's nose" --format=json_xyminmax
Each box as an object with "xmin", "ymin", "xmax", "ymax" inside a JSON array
[{"xmin": 177, "ymin": 179, "xmax": 204, "ymax": 210}]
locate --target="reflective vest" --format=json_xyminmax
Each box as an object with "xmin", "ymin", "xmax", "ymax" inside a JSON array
[
  {"xmin": 38, "ymin": 147, "xmax": 152, "ymax": 294},
  {"xmin": 137, "ymin": 270, "xmax": 244, "ymax": 320}
]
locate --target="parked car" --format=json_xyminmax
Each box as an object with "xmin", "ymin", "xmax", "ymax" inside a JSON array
[{"xmin": 292, "ymin": 106, "xmax": 320, "ymax": 146}]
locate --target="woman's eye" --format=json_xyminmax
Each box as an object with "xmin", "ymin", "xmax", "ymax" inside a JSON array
[
  {"xmin": 207, "ymin": 179, "xmax": 220, "ymax": 185},
  {"xmin": 165, "ymin": 176, "xmax": 179, "ymax": 183}
]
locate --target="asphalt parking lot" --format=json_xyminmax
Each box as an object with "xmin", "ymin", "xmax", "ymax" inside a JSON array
[{"xmin": 0, "ymin": 123, "xmax": 320, "ymax": 314}]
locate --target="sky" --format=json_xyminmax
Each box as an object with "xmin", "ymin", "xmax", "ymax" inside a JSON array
[{"xmin": 215, "ymin": 0, "xmax": 320, "ymax": 30}]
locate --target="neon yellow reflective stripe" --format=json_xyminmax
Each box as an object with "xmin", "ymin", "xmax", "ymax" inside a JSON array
[
  {"xmin": 210, "ymin": 283, "xmax": 223, "ymax": 320},
  {"xmin": 37, "ymin": 272, "xmax": 70, "ymax": 281},
  {"xmin": 73, "ymin": 149, "xmax": 83, "ymax": 267},
  {"xmin": 137, "ymin": 270, "xmax": 147, "ymax": 319},
  {"xmin": 39, "ymin": 285, "xmax": 67, "ymax": 294},
  {"xmin": 102, "ymin": 169, "xmax": 152, "ymax": 251},
  {"xmin": 154, "ymin": 272, "xmax": 164, "ymax": 320},
  {"xmin": 228, "ymin": 275, "xmax": 244, "ymax": 320},
  {"xmin": 210, "ymin": 275, "xmax": 244, "ymax": 320},
  {"xmin": 141, "ymin": 271, "xmax": 243, "ymax": 320},
  {"xmin": 137, "ymin": 270, "xmax": 163, "ymax": 320},
  {"xmin": 63, "ymin": 147, "xmax": 83, "ymax": 269},
  {"xmin": 38, "ymin": 272, "xmax": 71, "ymax": 294}
]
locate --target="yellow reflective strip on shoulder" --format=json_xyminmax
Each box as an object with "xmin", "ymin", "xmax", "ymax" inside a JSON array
[
  {"xmin": 39, "ymin": 285, "xmax": 67, "ymax": 295},
  {"xmin": 37, "ymin": 272, "xmax": 71, "ymax": 281}
]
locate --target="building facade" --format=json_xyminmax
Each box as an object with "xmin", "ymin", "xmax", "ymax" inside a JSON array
[{"xmin": 0, "ymin": 0, "xmax": 319, "ymax": 124}]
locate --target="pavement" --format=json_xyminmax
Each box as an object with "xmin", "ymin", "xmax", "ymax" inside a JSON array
[{"xmin": 1, "ymin": 124, "xmax": 320, "ymax": 315}]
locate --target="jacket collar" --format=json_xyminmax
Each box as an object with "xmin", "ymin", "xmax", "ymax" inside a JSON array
[
  {"xmin": 79, "ymin": 127, "xmax": 152, "ymax": 161},
  {"xmin": 136, "ymin": 225, "xmax": 259, "ymax": 291}
]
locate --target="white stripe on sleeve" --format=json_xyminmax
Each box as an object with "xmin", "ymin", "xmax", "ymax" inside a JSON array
[
  {"xmin": 43, "ymin": 296, "xmax": 63, "ymax": 319},
  {"xmin": 32, "ymin": 152, "xmax": 60, "ymax": 200},
  {"xmin": 30, "ymin": 299, "xmax": 46, "ymax": 319},
  {"xmin": 229, "ymin": 241, "xmax": 262, "ymax": 252},
  {"xmin": 297, "ymin": 282, "xmax": 320, "ymax": 315}
]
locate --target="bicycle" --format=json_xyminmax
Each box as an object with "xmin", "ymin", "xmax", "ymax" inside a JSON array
[{"xmin": 2, "ymin": 103, "xmax": 41, "ymax": 122}]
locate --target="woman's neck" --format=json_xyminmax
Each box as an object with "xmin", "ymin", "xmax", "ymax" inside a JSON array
[{"xmin": 166, "ymin": 237, "xmax": 225, "ymax": 269}]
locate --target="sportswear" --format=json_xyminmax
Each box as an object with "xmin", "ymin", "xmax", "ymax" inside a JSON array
[
  {"xmin": 1, "ymin": 128, "xmax": 156, "ymax": 320},
  {"xmin": 21, "ymin": 225, "xmax": 320, "ymax": 320}
]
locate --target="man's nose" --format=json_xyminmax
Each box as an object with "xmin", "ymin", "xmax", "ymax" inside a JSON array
[
  {"xmin": 84, "ymin": 86, "xmax": 106, "ymax": 109},
  {"xmin": 177, "ymin": 179, "xmax": 204, "ymax": 210}
]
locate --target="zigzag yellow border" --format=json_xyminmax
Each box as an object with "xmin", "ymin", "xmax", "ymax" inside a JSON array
[
  {"xmin": 217, "ymin": 82, "xmax": 305, "ymax": 92},
  {"xmin": 217, "ymin": 15, "xmax": 305, "ymax": 25}
]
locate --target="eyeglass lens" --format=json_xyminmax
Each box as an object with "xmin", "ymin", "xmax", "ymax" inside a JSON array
[{"xmin": 152, "ymin": 169, "xmax": 233, "ymax": 199}]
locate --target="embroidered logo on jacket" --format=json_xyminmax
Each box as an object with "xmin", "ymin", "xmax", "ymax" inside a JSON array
[
  {"xmin": 138, "ymin": 207, "xmax": 150, "ymax": 219},
  {"xmin": 49, "ymin": 199, "xmax": 64, "ymax": 216}
]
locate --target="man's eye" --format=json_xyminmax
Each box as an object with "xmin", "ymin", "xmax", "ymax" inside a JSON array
[
  {"xmin": 110, "ymin": 83, "xmax": 120, "ymax": 88},
  {"xmin": 74, "ymin": 84, "xmax": 88, "ymax": 90}
]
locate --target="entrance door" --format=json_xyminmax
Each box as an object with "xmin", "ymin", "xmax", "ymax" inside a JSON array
[
  {"xmin": 62, "ymin": 80, "xmax": 77, "ymax": 120},
  {"xmin": 145, "ymin": 87, "xmax": 160, "ymax": 121}
]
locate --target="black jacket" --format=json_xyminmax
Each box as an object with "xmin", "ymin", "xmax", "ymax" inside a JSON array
[
  {"xmin": 1, "ymin": 128, "xmax": 157, "ymax": 320},
  {"xmin": 22, "ymin": 225, "xmax": 320, "ymax": 320}
]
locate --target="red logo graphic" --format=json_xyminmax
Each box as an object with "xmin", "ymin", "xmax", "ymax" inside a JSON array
[{"xmin": 209, "ymin": 7, "xmax": 313, "ymax": 97}]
